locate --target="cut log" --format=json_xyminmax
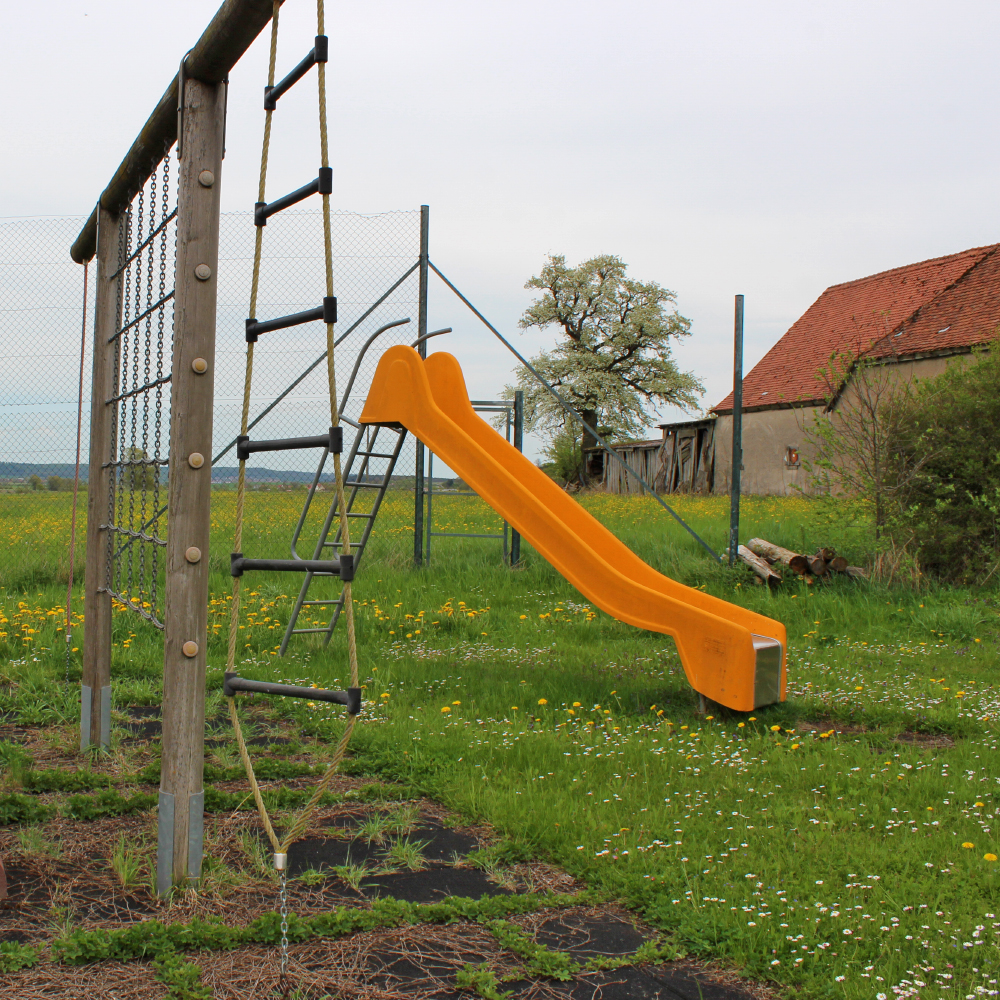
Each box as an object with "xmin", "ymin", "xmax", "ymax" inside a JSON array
[
  {"xmin": 818, "ymin": 547, "xmax": 837, "ymax": 562},
  {"xmin": 746, "ymin": 537, "xmax": 810, "ymax": 575},
  {"xmin": 828, "ymin": 555, "xmax": 849, "ymax": 573},
  {"xmin": 845, "ymin": 565, "xmax": 868, "ymax": 579},
  {"xmin": 808, "ymin": 554, "xmax": 828, "ymax": 576},
  {"xmin": 0, "ymin": 855, "xmax": 6, "ymax": 900},
  {"xmin": 734, "ymin": 545, "xmax": 782, "ymax": 589}
]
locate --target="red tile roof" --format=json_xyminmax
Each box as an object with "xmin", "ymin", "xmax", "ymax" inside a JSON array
[{"xmin": 713, "ymin": 244, "xmax": 1000, "ymax": 413}]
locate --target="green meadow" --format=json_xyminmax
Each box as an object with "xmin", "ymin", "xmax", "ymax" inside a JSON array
[{"xmin": 1, "ymin": 488, "xmax": 998, "ymax": 999}]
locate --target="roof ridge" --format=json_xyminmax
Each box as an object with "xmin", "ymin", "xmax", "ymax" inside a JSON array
[{"xmin": 824, "ymin": 243, "xmax": 1000, "ymax": 294}]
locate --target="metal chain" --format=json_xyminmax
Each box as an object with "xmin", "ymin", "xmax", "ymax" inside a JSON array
[{"xmin": 279, "ymin": 868, "xmax": 290, "ymax": 989}]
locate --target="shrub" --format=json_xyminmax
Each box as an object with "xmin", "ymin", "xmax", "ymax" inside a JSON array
[{"xmin": 893, "ymin": 340, "xmax": 1000, "ymax": 581}]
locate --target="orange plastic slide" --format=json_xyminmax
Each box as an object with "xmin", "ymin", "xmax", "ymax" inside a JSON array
[{"xmin": 360, "ymin": 346, "xmax": 786, "ymax": 711}]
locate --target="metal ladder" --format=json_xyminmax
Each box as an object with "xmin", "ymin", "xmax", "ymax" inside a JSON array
[{"xmin": 278, "ymin": 418, "xmax": 406, "ymax": 653}]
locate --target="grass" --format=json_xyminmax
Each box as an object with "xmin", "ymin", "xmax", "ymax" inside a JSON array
[{"xmin": 0, "ymin": 489, "xmax": 998, "ymax": 999}]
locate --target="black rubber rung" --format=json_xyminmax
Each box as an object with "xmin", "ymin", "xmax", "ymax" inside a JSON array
[
  {"xmin": 246, "ymin": 299, "xmax": 335, "ymax": 342},
  {"xmin": 255, "ymin": 174, "xmax": 323, "ymax": 226},
  {"xmin": 230, "ymin": 552, "xmax": 354, "ymax": 581},
  {"xmin": 263, "ymin": 38, "xmax": 327, "ymax": 111},
  {"xmin": 224, "ymin": 671, "xmax": 360, "ymax": 714},
  {"xmin": 237, "ymin": 426, "xmax": 342, "ymax": 462}
]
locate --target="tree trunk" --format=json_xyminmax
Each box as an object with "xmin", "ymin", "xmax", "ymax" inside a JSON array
[
  {"xmin": 733, "ymin": 545, "xmax": 782, "ymax": 588},
  {"xmin": 580, "ymin": 409, "xmax": 598, "ymax": 485},
  {"xmin": 746, "ymin": 537, "xmax": 810, "ymax": 575},
  {"xmin": 829, "ymin": 556, "xmax": 849, "ymax": 573},
  {"xmin": 808, "ymin": 554, "xmax": 828, "ymax": 576}
]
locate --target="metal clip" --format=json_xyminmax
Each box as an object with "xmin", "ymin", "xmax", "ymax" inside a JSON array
[{"xmin": 274, "ymin": 852, "xmax": 287, "ymax": 871}]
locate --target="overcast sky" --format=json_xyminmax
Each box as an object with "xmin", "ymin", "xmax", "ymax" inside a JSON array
[{"xmin": 5, "ymin": 0, "xmax": 1000, "ymax": 450}]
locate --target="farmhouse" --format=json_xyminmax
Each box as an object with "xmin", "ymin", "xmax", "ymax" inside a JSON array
[{"xmin": 711, "ymin": 243, "xmax": 1000, "ymax": 495}]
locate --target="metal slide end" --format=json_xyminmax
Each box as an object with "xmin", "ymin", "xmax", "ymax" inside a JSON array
[
  {"xmin": 751, "ymin": 634, "xmax": 783, "ymax": 708},
  {"xmin": 223, "ymin": 671, "xmax": 238, "ymax": 698},
  {"xmin": 230, "ymin": 552, "xmax": 244, "ymax": 577},
  {"xmin": 274, "ymin": 853, "xmax": 287, "ymax": 871},
  {"xmin": 347, "ymin": 687, "xmax": 362, "ymax": 715}
]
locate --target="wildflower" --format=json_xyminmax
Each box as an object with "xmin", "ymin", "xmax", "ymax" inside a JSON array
[
  {"xmin": 441, "ymin": 706, "xmax": 451, "ymax": 713},
  {"xmin": 770, "ymin": 725, "xmax": 781, "ymax": 732},
  {"xmin": 705, "ymin": 715, "xmax": 714, "ymax": 721},
  {"xmin": 737, "ymin": 722, "xmax": 745, "ymax": 728},
  {"xmin": 749, "ymin": 716, "xmax": 756, "ymax": 721},
  {"xmin": 975, "ymin": 801, "xmax": 985, "ymax": 807},
  {"xmin": 985, "ymin": 853, "xmax": 997, "ymax": 861},
  {"xmin": 519, "ymin": 615, "xmax": 527, "ymax": 620},
  {"xmin": 962, "ymin": 842, "xmax": 974, "ymax": 849},
  {"xmin": 790, "ymin": 743, "xmax": 800, "ymax": 749},
  {"xmin": 573, "ymin": 701, "xmax": 581, "ymax": 707},
  {"xmin": 538, "ymin": 698, "xmax": 548, "ymax": 706},
  {"xmin": 452, "ymin": 700, "xmax": 461, "ymax": 706},
  {"xmin": 511, "ymin": 706, "xmax": 518, "ymax": 711}
]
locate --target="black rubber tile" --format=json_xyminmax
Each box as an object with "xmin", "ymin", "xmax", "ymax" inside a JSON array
[{"xmin": 361, "ymin": 867, "xmax": 511, "ymax": 903}]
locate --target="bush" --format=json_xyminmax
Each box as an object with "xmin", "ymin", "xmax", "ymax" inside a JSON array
[{"xmin": 894, "ymin": 340, "xmax": 1000, "ymax": 581}]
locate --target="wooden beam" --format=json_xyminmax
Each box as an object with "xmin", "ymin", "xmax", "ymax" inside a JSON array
[
  {"xmin": 81, "ymin": 207, "xmax": 120, "ymax": 751},
  {"xmin": 70, "ymin": 0, "xmax": 278, "ymax": 263},
  {"xmin": 158, "ymin": 76, "xmax": 226, "ymax": 894}
]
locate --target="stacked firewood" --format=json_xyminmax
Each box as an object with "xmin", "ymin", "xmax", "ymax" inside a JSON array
[{"xmin": 730, "ymin": 537, "xmax": 867, "ymax": 588}]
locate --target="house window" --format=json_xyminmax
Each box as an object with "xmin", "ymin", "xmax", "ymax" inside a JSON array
[{"xmin": 784, "ymin": 446, "xmax": 800, "ymax": 469}]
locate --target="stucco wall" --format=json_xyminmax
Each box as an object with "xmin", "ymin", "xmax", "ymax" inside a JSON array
[
  {"xmin": 714, "ymin": 407, "xmax": 821, "ymax": 496},
  {"xmin": 712, "ymin": 352, "xmax": 974, "ymax": 495}
]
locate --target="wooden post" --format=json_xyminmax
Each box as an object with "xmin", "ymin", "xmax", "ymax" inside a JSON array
[
  {"xmin": 413, "ymin": 205, "xmax": 429, "ymax": 566},
  {"xmin": 81, "ymin": 207, "xmax": 120, "ymax": 751},
  {"xmin": 158, "ymin": 76, "xmax": 226, "ymax": 894}
]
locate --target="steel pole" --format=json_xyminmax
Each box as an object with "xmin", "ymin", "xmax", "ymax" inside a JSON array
[
  {"xmin": 413, "ymin": 205, "xmax": 429, "ymax": 566},
  {"xmin": 728, "ymin": 295, "xmax": 744, "ymax": 566},
  {"xmin": 510, "ymin": 390, "xmax": 524, "ymax": 565}
]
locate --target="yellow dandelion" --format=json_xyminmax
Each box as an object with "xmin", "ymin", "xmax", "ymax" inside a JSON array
[
  {"xmin": 770, "ymin": 725, "xmax": 781, "ymax": 732},
  {"xmin": 737, "ymin": 722, "xmax": 745, "ymax": 728},
  {"xmin": 452, "ymin": 700, "xmax": 461, "ymax": 706},
  {"xmin": 538, "ymin": 698, "xmax": 548, "ymax": 706},
  {"xmin": 440, "ymin": 706, "xmax": 451, "ymax": 713},
  {"xmin": 962, "ymin": 842, "xmax": 974, "ymax": 849},
  {"xmin": 985, "ymin": 854, "xmax": 998, "ymax": 862},
  {"xmin": 572, "ymin": 701, "xmax": 581, "ymax": 707}
]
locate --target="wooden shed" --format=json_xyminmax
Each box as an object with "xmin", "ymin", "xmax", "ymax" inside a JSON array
[{"xmin": 588, "ymin": 418, "xmax": 716, "ymax": 494}]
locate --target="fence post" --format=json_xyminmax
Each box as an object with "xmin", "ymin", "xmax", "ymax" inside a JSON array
[
  {"xmin": 81, "ymin": 207, "xmax": 120, "ymax": 751},
  {"xmin": 158, "ymin": 76, "xmax": 226, "ymax": 894},
  {"xmin": 728, "ymin": 294, "xmax": 744, "ymax": 566},
  {"xmin": 509, "ymin": 390, "xmax": 524, "ymax": 565},
  {"xmin": 413, "ymin": 204, "xmax": 429, "ymax": 566}
]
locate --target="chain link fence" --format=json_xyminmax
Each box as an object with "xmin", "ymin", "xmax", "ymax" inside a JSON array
[{"xmin": 0, "ymin": 208, "xmax": 421, "ymax": 570}]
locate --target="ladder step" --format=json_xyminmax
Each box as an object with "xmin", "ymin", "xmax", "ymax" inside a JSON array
[
  {"xmin": 246, "ymin": 297, "xmax": 337, "ymax": 343},
  {"xmin": 237, "ymin": 426, "xmax": 341, "ymax": 462},
  {"xmin": 255, "ymin": 168, "xmax": 332, "ymax": 226},
  {"xmin": 223, "ymin": 671, "xmax": 360, "ymax": 714},
  {"xmin": 303, "ymin": 598, "xmax": 343, "ymax": 606},
  {"xmin": 290, "ymin": 627, "xmax": 335, "ymax": 635},
  {"xmin": 264, "ymin": 35, "xmax": 328, "ymax": 110},
  {"xmin": 356, "ymin": 450, "xmax": 397, "ymax": 459},
  {"xmin": 230, "ymin": 552, "xmax": 354, "ymax": 581}
]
